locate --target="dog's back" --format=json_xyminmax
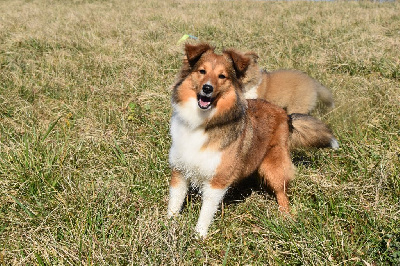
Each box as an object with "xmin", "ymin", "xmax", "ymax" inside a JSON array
[
  {"xmin": 263, "ymin": 70, "xmax": 334, "ymax": 114},
  {"xmin": 242, "ymin": 53, "xmax": 334, "ymax": 114}
]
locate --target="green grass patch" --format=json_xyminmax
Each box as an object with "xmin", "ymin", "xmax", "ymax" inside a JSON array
[{"xmin": 0, "ymin": 0, "xmax": 399, "ymax": 264}]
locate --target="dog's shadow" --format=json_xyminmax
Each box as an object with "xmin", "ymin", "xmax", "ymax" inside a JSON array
[
  {"xmin": 224, "ymin": 174, "xmax": 268, "ymax": 205},
  {"xmin": 291, "ymin": 150, "xmax": 314, "ymax": 168},
  {"xmin": 187, "ymin": 174, "xmax": 275, "ymax": 206}
]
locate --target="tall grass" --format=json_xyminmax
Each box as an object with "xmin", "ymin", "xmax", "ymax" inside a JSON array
[{"xmin": 0, "ymin": 0, "xmax": 399, "ymax": 264}]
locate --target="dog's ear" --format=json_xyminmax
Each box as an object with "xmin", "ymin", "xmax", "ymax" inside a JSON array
[
  {"xmin": 244, "ymin": 51, "xmax": 259, "ymax": 63},
  {"xmin": 185, "ymin": 43, "xmax": 213, "ymax": 67},
  {"xmin": 224, "ymin": 49, "xmax": 251, "ymax": 78}
]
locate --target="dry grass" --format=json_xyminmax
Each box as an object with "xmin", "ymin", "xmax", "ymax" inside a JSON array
[{"xmin": 0, "ymin": 0, "xmax": 399, "ymax": 264}]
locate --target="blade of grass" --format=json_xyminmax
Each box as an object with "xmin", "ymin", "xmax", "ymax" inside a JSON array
[
  {"xmin": 222, "ymin": 244, "xmax": 230, "ymax": 266},
  {"xmin": 9, "ymin": 195, "xmax": 36, "ymax": 218},
  {"xmin": 41, "ymin": 115, "xmax": 63, "ymax": 142},
  {"xmin": 34, "ymin": 253, "xmax": 45, "ymax": 266},
  {"xmin": 113, "ymin": 139, "xmax": 127, "ymax": 166}
]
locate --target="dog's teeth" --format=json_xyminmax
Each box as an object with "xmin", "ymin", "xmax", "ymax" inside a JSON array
[
  {"xmin": 199, "ymin": 100, "xmax": 210, "ymax": 108},
  {"xmin": 198, "ymin": 96, "xmax": 212, "ymax": 109}
]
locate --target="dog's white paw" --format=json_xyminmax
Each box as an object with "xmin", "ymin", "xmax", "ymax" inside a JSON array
[
  {"xmin": 194, "ymin": 225, "xmax": 208, "ymax": 239},
  {"xmin": 167, "ymin": 209, "xmax": 178, "ymax": 219}
]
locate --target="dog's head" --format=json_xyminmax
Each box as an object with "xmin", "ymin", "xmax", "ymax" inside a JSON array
[
  {"xmin": 179, "ymin": 43, "xmax": 250, "ymax": 111},
  {"xmin": 240, "ymin": 51, "xmax": 263, "ymax": 90}
]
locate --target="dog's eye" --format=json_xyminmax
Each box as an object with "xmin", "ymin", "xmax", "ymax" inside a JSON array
[
  {"xmin": 199, "ymin": 69, "xmax": 206, "ymax": 74},
  {"xmin": 218, "ymin": 74, "xmax": 226, "ymax": 79}
]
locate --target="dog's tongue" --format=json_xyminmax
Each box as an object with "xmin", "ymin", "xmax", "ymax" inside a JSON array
[{"xmin": 199, "ymin": 96, "xmax": 211, "ymax": 108}]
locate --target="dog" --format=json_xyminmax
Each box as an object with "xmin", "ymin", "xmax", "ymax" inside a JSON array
[
  {"xmin": 242, "ymin": 52, "xmax": 335, "ymax": 114},
  {"xmin": 167, "ymin": 43, "xmax": 339, "ymax": 238}
]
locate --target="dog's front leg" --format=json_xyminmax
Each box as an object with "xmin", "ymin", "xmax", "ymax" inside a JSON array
[
  {"xmin": 195, "ymin": 183, "xmax": 227, "ymax": 238},
  {"xmin": 167, "ymin": 170, "xmax": 188, "ymax": 218}
]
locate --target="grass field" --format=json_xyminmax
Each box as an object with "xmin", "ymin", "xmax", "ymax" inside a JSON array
[{"xmin": 0, "ymin": 0, "xmax": 399, "ymax": 264}]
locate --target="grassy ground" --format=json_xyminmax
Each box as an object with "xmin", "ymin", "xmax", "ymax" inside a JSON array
[{"xmin": 0, "ymin": 0, "xmax": 399, "ymax": 264}]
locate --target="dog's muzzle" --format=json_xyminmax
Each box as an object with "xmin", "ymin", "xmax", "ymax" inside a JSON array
[{"xmin": 198, "ymin": 84, "xmax": 214, "ymax": 110}]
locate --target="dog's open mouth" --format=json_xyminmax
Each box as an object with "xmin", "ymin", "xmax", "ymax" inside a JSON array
[{"xmin": 198, "ymin": 95, "xmax": 214, "ymax": 110}]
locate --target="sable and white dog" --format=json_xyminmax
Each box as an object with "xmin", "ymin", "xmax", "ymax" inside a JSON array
[
  {"xmin": 167, "ymin": 43, "xmax": 338, "ymax": 238},
  {"xmin": 242, "ymin": 52, "xmax": 335, "ymax": 114}
]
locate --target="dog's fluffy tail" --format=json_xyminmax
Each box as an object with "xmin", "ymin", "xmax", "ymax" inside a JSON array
[
  {"xmin": 316, "ymin": 84, "xmax": 335, "ymax": 109},
  {"xmin": 289, "ymin": 113, "xmax": 339, "ymax": 150}
]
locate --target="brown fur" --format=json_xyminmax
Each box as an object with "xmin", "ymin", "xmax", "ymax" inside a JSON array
[
  {"xmin": 209, "ymin": 99, "xmax": 294, "ymax": 209},
  {"xmin": 242, "ymin": 52, "xmax": 334, "ymax": 114},
  {"xmin": 170, "ymin": 170, "xmax": 182, "ymax": 187}
]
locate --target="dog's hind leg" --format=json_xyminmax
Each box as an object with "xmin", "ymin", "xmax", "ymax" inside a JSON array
[
  {"xmin": 167, "ymin": 170, "xmax": 188, "ymax": 218},
  {"xmin": 258, "ymin": 146, "xmax": 294, "ymax": 213}
]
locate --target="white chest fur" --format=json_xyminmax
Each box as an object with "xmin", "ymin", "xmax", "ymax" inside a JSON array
[{"xmin": 169, "ymin": 99, "xmax": 221, "ymax": 186}]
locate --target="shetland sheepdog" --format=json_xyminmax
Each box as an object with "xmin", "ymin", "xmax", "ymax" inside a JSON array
[
  {"xmin": 168, "ymin": 43, "xmax": 338, "ymax": 238},
  {"xmin": 242, "ymin": 52, "xmax": 334, "ymax": 114}
]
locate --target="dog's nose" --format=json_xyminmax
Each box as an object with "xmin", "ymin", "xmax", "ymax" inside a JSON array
[{"xmin": 202, "ymin": 84, "xmax": 213, "ymax": 94}]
